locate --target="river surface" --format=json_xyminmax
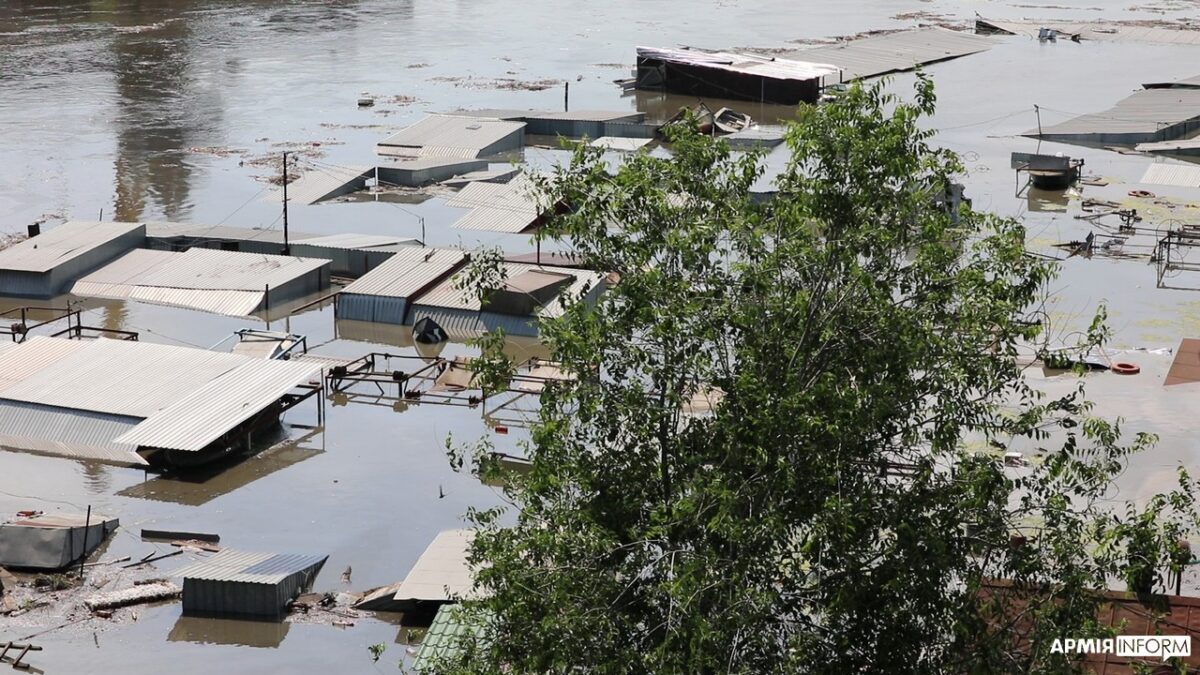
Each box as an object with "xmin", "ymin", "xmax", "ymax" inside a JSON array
[{"xmin": 3, "ymin": 0, "xmax": 1200, "ymax": 671}]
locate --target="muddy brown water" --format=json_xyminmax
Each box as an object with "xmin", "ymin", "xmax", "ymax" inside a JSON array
[{"xmin": 4, "ymin": 0, "xmax": 1200, "ymax": 671}]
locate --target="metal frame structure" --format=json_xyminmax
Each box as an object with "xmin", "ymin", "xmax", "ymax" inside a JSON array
[
  {"xmin": 1154, "ymin": 226, "xmax": 1200, "ymax": 289},
  {"xmin": 0, "ymin": 306, "xmax": 139, "ymax": 343},
  {"xmin": 325, "ymin": 352, "xmax": 568, "ymax": 427}
]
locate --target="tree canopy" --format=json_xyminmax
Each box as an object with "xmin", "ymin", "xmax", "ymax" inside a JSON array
[{"xmin": 436, "ymin": 78, "xmax": 1200, "ymax": 674}]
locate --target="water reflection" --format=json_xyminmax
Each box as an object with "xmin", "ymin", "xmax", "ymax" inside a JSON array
[
  {"xmin": 117, "ymin": 431, "xmax": 323, "ymax": 507},
  {"xmin": 169, "ymin": 615, "xmax": 290, "ymax": 649}
]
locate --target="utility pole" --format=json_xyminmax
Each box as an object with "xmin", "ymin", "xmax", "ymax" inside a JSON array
[
  {"xmin": 281, "ymin": 151, "xmax": 291, "ymax": 256},
  {"xmin": 1034, "ymin": 105, "xmax": 1043, "ymax": 136},
  {"xmin": 420, "ymin": 216, "xmax": 426, "ymax": 246}
]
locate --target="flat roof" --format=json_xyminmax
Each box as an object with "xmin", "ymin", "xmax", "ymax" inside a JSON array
[
  {"xmin": 174, "ymin": 550, "xmax": 328, "ymax": 585},
  {"xmin": 1142, "ymin": 163, "xmax": 1200, "ymax": 188},
  {"xmin": 790, "ymin": 27, "xmax": 995, "ymax": 81},
  {"xmin": 340, "ymin": 246, "xmax": 467, "ymax": 299},
  {"xmin": 274, "ymin": 164, "xmax": 372, "ymax": 205},
  {"xmin": 377, "ymin": 115, "xmax": 525, "ymax": 158},
  {"xmin": 392, "ymin": 529, "xmax": 475, "ymax": 603},
  {"xmin": 445, "ymin": 174, "xmax": 542, "ymax": 233},
  {"xmin": 0, "ymin": 221, "xmax": 143, "ymax": 273}
]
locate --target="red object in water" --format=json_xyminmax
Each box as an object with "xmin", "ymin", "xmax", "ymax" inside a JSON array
[
  {"xmin": 494, "ymin": 426, "xmax": 509, "ymax": 435},
  {"xmin": 1112, "ymin": 362, "xmax": 1141, "ymax": 375}
]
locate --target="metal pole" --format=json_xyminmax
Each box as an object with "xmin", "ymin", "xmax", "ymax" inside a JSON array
[
  {"xmin": 564, "ymin": 81, "xmax": 569, "ymax": 112},
  {"xmin": 1035, "ymin": 105, "xmax": 1042, "ymax": 136},
  {"xmin": 78, "ymin": 504, "xmax": 91, "ymax": 579},
  {"xmin": 282, "ymin": 151, "xmax": 291, "ymax": 255},
  {"xmin": 420, "ymin": 217, "xmax": 426, "ymax": 246}
]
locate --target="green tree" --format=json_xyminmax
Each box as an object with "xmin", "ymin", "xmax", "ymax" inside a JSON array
[{"xmin": 437, "ymin": 79, "xmax": 1200, "ymax": 674}]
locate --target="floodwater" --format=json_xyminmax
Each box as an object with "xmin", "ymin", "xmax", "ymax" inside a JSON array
[{"xmin": 3, "ymin": 0, "xmax": 1200, "ymax": 671}]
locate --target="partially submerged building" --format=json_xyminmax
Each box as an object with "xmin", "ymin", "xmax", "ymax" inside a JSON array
[
  {"xmin": 1026, "ymin": 87, "xmax": 1200, "ymax": 146},
  {"xmin": 336, "ymin": 247, "xmax": 468, "ymax": 325},
  {"xmin": 70, "ymin": 247, "xmax": 330, "ymax": 316},
  {"xmin": 635, "ymin": 46, "xmax": 841, "ymax": 105},
  {"xmin": 407, "ymin": 262, "xmax": 607, "ymax": 338},
  {"xmin": 175, "ymin": 549, "xmax": 328, "ymax": 620},
  {"xmin": 277, "ymin": 159, "xmax": 490, "ymax": 205},
  {"xmin": 790, "ymin": 27, "xmax": 995, "ymax": 82},
  {"xmin": 0, "ymin": 336, "xmax": 324, "ymax": 467},
  {"xmin": 0, "ymin": 512, "xmax": 119, "ymax": 570},
  {"xmin": 145, "ymin": 222, "xmax": 419, "ymax": 278},
  {"xmin": 376, "ymin": 115, "xmax": 525, "ymax": 159},
  {"xmin": 0, "ymin": 221, "xmax": 146, "ymax": 298}
]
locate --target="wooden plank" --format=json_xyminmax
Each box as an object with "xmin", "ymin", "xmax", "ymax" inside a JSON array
[{"xmin": 141, "ymin": 529, "xmax": 220, "ymax": 544}]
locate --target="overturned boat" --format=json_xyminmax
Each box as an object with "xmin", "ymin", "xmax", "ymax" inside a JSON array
[{"xmin": 0, "ymin": 512, "xmax": 119, "ymax": 570}]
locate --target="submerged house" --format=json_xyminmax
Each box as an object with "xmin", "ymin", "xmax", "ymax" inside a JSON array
[
  {"xmin": 175, "ymin": 549, "xmax": 328, "ymax": 620},
  {"xmin": 406, "ymin": 262, "xmax": 608, "ymax": 339},
  {"xmin": 0, "ymin": 221, "xmax": 146, "ymax": 298},
  {"xmin": 335, "ymin": 247, "xmax": 468, "ymax": 325},
  {"xmin": 0, "ymin": 337, "xmax": 324, "ymax": 467},
  {"xmin": 635, "ymin": 46, "xmax": 840, "ymax": 105},
  {"xmin": 70, "ymin": 247, "xmax": 331, "ymax": 316}
]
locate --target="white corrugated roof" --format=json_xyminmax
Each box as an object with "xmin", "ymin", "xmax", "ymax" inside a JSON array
[
  {"xmin": 0, "ymin": 338, "xmax": 250, "ymax": 417},
  {"xmin": 377, "ymin": 115, "xmax": 525, "ymax": 158},
  {"xmin": 393, "ymin": 529, "xmax": 476, "ymax": 603},
  {"xmin": 0, "ymin": 400, "xmax": 145, "ymax": 466},
  {"xmin": 791, "ymin": 27, "xmax": 995, "ymax": 81},
  {"xmin": 341, "ymin": 247, "xmax": 467, "ymax": 299},
  {"xmin": 273, "ymin": 164, "xmax": 372, "ymax": 205},
  {"xmin": 637, "ymin": 46, "xmax": 841, "ymax": 82},
  {"xmin": 977, "ymin": 17, "xmax": 1200, "ymax": 46},
  {"xmin": 115, "ymin": 358, "xmax": 323, "ymax": 452},
  {"xmin": 590, "ymin": 136, "xmax": 653, "ymax": 152},
  {"xmin": 0, "ymin": 221, "xmax": 143, "ymax": 273},
  {"xmin": 446, "ymin": 174, "xmax": 542, "ymax": 233},
  {"xmin": 138, "ymin": 247, "xmax": 328, "ymax": 291},
  {"xmin": 1028, "ymin": 89, "xmax": 1200, "ymax": 137},
  {"xmin": 0, "ymin": 336, "xmax": 89, "ymax": 393},
  {"xmin": 1142, "ymin": 163, "xmax": 1200, "ymax": 187},
  {"xmin": 69, "ymin": 249, "xmax": 177, "ymax": 298}
]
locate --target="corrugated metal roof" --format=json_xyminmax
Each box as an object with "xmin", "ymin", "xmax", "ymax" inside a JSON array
[
  {"xmin": 446, "ymin": 174, "xmax": 542, "ymax": 233},
  {"xmin": 1144, "ymin": 74, "xmax": 1200, "ymax": 89},
  {"xmin": 637, "ymin": 46, "xmax": 840, "ymax": 82},
  {"xmin": 1029, "ymin": 89, "xmax": 1200, "ymax": 138},
  {"xmin": 144, "ymin": 222, "xmax": 299, "ymax": 245},
  {"xmin": 340, "ymin": 247, "xmax": 467, "ymax": 298},
  {"xmin": 0, "ymin": 221, "xmax": 144, "ymax": 273},
  {"xmin": 1137, "ymin": 138, "xmax": 1200, "ymax": 153},
  {"xmin": 591, "ymin": 136, "xmax": 653, "ymax": 151},
  {"xmin": 115, "ymin": 358, "xmax": 323, "ymax": 452},
  {"xmin": 138, "ymin": 247, "xmax": 328, "ymax": 291},
  {"xmin": 393, "ymin": 529, "xmax": 475, "ymax": 603},
  {"xmin": 0, "ymin": 336, "xmax": 88, "ymax": 393},
  {"xmin": 128, "ymin": 287, "xmax": 266, "ymax": 316},
  {"xmin": 69, "ymin": 249, "xmax": 177, "ymax": 298},
  {"xmin": 977, "ymin": 17, "xmax": 1200, "ymax": 46},
  {"xmin": 412, "ymin": 262, "xmax": 603, "ymax": 315},
  {"xmin": 0, "ymin": 338, "xmax": 250, "ymax": 417},
  {"xmin": 531, "ymin": 110, "xmax": 645, "ymax": 123},
  {"xmin": 290, "ymin": 234, "xmax": 418, "ymax": 250},
  {"xmin": 0, "ymin": 400, "xmax": 146, "ymax": 466},
  {"xmin": 790, "ymin": 27, "xmax": 995, "ymax": 81},
  {"xmin": 174, "ymin": 550, "xmax": 328, "ymax": 584},
  {"xmin": 271, "ymin": 164, "xmax": 372, "ymax": 205},
  {"xmin": 377, "ymin": 115, "xmax": 525, "ymax": 158},
  {"xmin": 1142, "ymin": 163, "xmax": 1200, "ymax": 187}
]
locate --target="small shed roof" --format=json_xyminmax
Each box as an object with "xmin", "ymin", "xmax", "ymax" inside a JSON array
[
  {"xmin": 590, "ymin": 136, "xmax": 653, "ymax": 152},
  {"xmin": 393, "ymin": 529, "xmax": 476, "ymax": 603},
  {"xmin": 0, "ymin": 221, "xmax": 144, "ymax": 273},
  {"xmin": 445, "ymin": 174, "xmax": 542, "ymax": 233},
  {"xmin": 413, "ymin": 262, "xmax": 604, "ymax": 318},
  {"xmin": 340, "ymin": 247, "xmax": 467, "ymax": 299},
  {"xmin": 115, "ymin": 358, "xmax": 323, "ymax": 452},
  {"xmin": 274, "ymin": 164, "xmax": 372, "ymax": 205},
  {"xmin": 1026, "ymin": 89, "xmax": 1200, "ymax": 139},
  {"xmin": 377, "ymin": 115, "xmax": 525, "ymax": 158},
  {"xmin": 174, "ymin": 550, "xmax": 329, "ymax": 584}
]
